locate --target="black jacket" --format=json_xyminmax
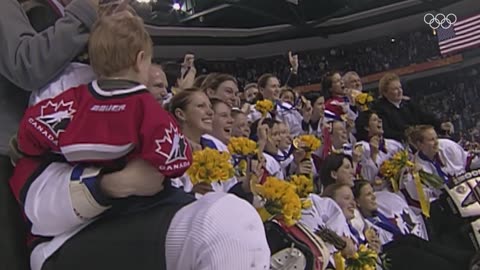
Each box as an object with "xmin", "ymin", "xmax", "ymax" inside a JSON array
[{"xmin": 372, "ymin": 98, "xmax": 442, "ymax": 142}]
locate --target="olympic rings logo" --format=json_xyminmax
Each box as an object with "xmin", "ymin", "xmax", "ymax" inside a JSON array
[{"xmin": 424, "ymin": 13, "xmax": 457, "ymax": 29}]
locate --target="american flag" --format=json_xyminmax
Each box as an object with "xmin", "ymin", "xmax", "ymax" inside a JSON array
[{"xmin": 437, "ymin": 13, "xmax": 480, "ymax": 55}]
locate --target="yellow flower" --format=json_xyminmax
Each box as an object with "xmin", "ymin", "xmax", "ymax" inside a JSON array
[
  {"xmin": 355, "ymin": 93, "xmax": 374, "ymax": 105},
  {"xmin": 289, "ymin": 174, "xmax": 314, "ymax": 198},
  {"xmin": 358, "ymin": 244, "xmax": 368, "ymax": 253},
  {"xmin": 343, "ymin": 244, "xmax": 379, "ymax": 270},
  {"xmin": 255, "ymin": 99, "xmax": 274, "ymax": 117},
  {"xmin": 294, "ymin": 135, "xmax": 322, "ymax": 158},
  {"xmin": 186, "ymin": 148, "xmax": 234, "ymax": 185},
  {"xmin": 334, "ymin": 252, "xmax": 346, "ymax": 270},
  {"xmin": 356, "ymin": 93, "xmax": 368, "ymax": 105},
  {"xmin": 367, "ymin": 252, "xmax": 378, "ymax": 260},
  {"xmin": 255, "ymin": 177, "xmax": 302, "ymax": 226},
  {"xmin": 355, "ymin": 93, "xmax": 375, "ymax": 112},
  {"xmin": 379, "ymin": 150, "xmax": 414, "ymax": 191},
  {"xmin": 228, "ymin": 137, "xmax": 257, "ymax": 156},
  {"xmin": 362, "ymin": 265, "xmax": 374, "ymax": 270},
  {"xmin": 301, "ymin": 199, "xmax": 313, "ymax": 209}
]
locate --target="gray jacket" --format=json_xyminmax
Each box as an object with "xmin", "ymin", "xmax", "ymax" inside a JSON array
[{"xmin": 0, "ymin": 0, "xmax": 96, "ymax": 155}]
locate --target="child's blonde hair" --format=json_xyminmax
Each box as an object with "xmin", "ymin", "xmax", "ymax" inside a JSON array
[{"xmin": 88, "ymin": 11, "xmax": 153, "ymax": 77}]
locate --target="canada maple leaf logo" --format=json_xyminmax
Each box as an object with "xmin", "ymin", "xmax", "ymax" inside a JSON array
[
  {"xmin": 155, "ymin": 123, "xmax": 188, "ymax": 164},
  {"xmin": 36, "ymin": 100, "xmax": 76, "ymax": 137},
  {"xmin": 398, "ymin": 211, "xmax": 416, "ymax": 233}
]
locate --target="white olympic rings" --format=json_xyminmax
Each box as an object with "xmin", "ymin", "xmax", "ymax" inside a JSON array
[{"xmin": 424, "ymin": 13, "xmax": 457, "ymax": 29}]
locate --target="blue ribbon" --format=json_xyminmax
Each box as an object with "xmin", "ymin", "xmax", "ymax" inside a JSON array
[
  {"xmin": 200, "ymin": 137, "xmax": 218, "ymax": 151},
  {"xmin": 348, "ymin": 223, "xmax": 367, "ymax": 244},
  {"xmin": 264, "ymin": 145, "xmax": 295, "ymax": 162},
  {"xmin": 418, "ymin": 151, "xmax": 449, "ymax": 182},
  {"xmin": 366, "ymin": 211, "xmax": 403, "ymax": 237}
]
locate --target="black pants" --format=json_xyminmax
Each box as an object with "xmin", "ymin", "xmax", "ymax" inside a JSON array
[
  {"xmin": 42, "ymin": 186, "xmax": 194, "ymax": 270},
  {"xmin": 383, "ymin": 234, "xmax": 473, "ymax": 270},
  {"xmin": 427, "ymin": 193, "xmax": 477, "ymax": 251},
  {"xmin": 0, "ymin": 155, "xmax": 29, "ymax": 270}
]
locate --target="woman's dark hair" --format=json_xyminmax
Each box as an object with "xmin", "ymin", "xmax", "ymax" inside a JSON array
[
  {"xmin": 257, "ymin": 73, "xmax": 277, "ymax": 89},
  {"xmin": 319, "ymin": 153, "xmax": 352, "ymax": 189},
  {"xmin": 167, "ymin": 88, "xmax": 203, "ymax": 119},
  {"xmin": 199, "ymin": 73, "xmax": 219, "ymax": 90},
  {"xmin": 244, "ymin": 83, "xmax": 258, "ymax": 92},
  {"xmin": 280, "ymin": 87, "xmax": 296, "ymax": 100},
  {"xmin": 321, "ymin": 71, "xmax": 341, "ymax": 100},
  {"xmin": 249, "ymin": 117, "xmax": 279, "ymax": 141},
  {"xmin": 252, "ymin": 92, "xmax": 264, "ymax": 104},
  {"xmin": 354, "ymin": 110, "xmax": 376, "ymax": 142},
  {"xmin": 231, "ymin": 108, "xmax": 246, "ymax": 118},
  {"xmin": 201, "ymin": 73, "xmax": 237, "ymax": 92},
  {"xmin": 252, "ymin": 73, "xmax": 278, "ymax": 103},
  {"xmin": 322, "ymin": 183, "xmax": 350, "ymax": 200},
  {"xmin": 210, "ymin": 98, "xmax": 229, "ymax": 112},
  {"xmin": 193, "ymin": 74, "xmax": 208, "ymax": 88},
  {"xmin": 161, "ymin": 62, "xmax": 182, "ymax": 88},
  {"xmin": 303, "ymin": 91, "xmax": 324, "ymax": 106},
  {"xmin": 352, "ymin": 180, "xmax": 371, "ymax": 199}
]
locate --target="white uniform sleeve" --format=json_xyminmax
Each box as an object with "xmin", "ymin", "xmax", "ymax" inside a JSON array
[
  {"xmin": 24, "ymin": 162, "xmax": 109, "ymax": 236},
  {"xmin": 278, "ymin": 110, "xmax": 304, "ymax": 137},
  {"xmin": 360, "ymin": 158, "xmax": 379, "ymax": 182},
  {"xmin": 302, "ymin": 194, "xmax": 351, "ymax": 237},
  {"xmin": 29, "ymin": 63, "xmax": 95, "ymax": 105}
]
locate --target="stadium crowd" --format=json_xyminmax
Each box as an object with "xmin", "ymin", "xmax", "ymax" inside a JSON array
[{"xmin": 2, "ymin": 1, "xmax": 480, "ymax": 270}]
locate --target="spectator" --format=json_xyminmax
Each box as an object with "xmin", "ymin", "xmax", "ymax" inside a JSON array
[
  {"xmin": 342, "ymin": 71, "xmax": 363, "ymax": 92},
  {"xmin": 372, "ymin": 73, "xmax": 452, "ymax": 142},
  {"xmin": 0, "ymin": 1, "xmax": 98, "ymax": 269},
  {"xmin": 147, "ymin": 64, "xmax": 171, "ymax": 105}
]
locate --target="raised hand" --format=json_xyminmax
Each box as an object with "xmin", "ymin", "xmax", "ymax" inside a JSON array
[
  {"xmin": 288, "ymin": 51, "xmax": 299, "ymax": 74},
  {"xmin": 301, "ymin": 99, "xmax": 313, "ymax": 123},
  {"xmin": 369, "ymin": 135, "xmax": 380, "ymax": 160}
]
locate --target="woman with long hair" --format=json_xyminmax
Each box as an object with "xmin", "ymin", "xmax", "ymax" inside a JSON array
[
  {"xmin": 354, "ymin": 110, "xmax": 404, "ymax": 182},
  {"xmin": 168, "ymin": 88, "xmax": 253, "ymax": 198},
  {"xmin": 352, "ymin": 180, "xmax": 473, "ymax": 270}
]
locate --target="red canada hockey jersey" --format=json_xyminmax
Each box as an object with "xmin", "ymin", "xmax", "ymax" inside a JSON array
[{"xmin": 17, "ymin": 80, "xmax": 192, "ymax": 178}]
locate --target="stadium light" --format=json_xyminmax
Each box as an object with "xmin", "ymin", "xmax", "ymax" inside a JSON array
[{"xmin": 173, "ymin": 2, "xmax": 181, "ymax": 10}]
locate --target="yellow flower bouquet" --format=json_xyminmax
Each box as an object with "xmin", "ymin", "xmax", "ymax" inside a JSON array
[
  {"xmin": 289, "ymin": 174, "xmax": 314, "ymax": 209},
  {"xmin": 255, "ymin": 99, "xmax": 274, "ymax": 117},
  {"xmin": 379, "ymin": 150, "xmax": 414, "ymax": 192},
  {"xmin": 255, "ymin": 176, "xmax": 302, "ymax": 226},
  {"xmin": 293, "ymin": 134, "xmax": 322, "ymax": 158},
  {"xmin": 186, "ymin": 148, "xmax": 235, "ymax": 185},
  {"xmin": 228, "ymin": 137, "xmax": 258, "ymax": 156},
  {"xmin": 334, "ymin": 244, "xmax": 380, "ymax": 270},
  {"xmin": 290, "ymin": 174, "xmax": 314, "ymax": 198},
  {"xmin": 354, "ymin": 93, "xmax": 375, "ymax": 112},
  {"xmin": 379, "ymin": 150, "xmax": 443, "ymax": 217},
  {"xmin": 228, "ymin": 137, "xmax": 258, "ymax": 176}
]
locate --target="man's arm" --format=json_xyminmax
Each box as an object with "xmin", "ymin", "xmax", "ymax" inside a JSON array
[{"xmin": 0, "ymin": 0, "xmax": 96, "ymax": 91}]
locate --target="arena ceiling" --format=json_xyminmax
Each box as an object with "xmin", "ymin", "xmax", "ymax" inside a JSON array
[{"xmin": 137, "ymin": 0, "xmax": 462, "ymax": 45}]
